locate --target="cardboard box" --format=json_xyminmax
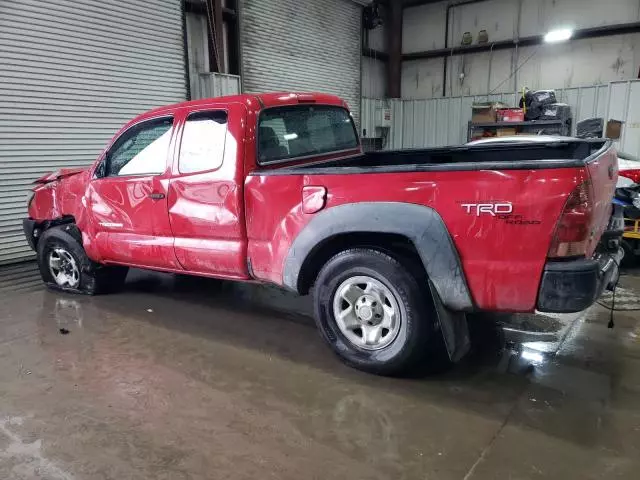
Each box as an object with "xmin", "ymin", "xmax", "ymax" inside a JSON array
[
  {"xmin": 606, "ymin": 119, "xmax": 623, "ymax": 139},
  {"xmin": 472, "ymin": 102, "xmax": 508, "ymax": 123},
  {"xmin": 497, "ymin": 108, "xmax": 524, "ymax": 123},
  {"xmin": 496, "ymin": 127, "xmax": 517, "ymax": 137}
]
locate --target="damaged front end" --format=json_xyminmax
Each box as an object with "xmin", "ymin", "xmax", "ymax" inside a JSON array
[{"xmin": 23, "ymin": 167, "xmax": 90, "ymax": 251}]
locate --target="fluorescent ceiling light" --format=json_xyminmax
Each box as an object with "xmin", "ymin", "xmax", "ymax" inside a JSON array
[
  {"xmin": 283, "ymin": 133, "xmax": 298, "ymax": 140},
  {"xmin": 544, "ymin": 28, "xmax": 573, "ymax": 43}
]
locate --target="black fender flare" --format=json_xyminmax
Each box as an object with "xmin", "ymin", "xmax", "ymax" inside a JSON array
[{"xmin": 282, "ymin": 202, "xmax": 474, "ymax": 311}]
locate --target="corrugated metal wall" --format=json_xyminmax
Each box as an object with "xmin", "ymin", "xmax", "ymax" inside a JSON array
[
  {"xmin": 360, "ymin": 98, "xmax": 387, "ymax": 141},
  {"xmin": 362, "ymin": 81, "xmax": 640, "ymax": 155},
  {"xmin": 240, "ymin": 0, "xmax": 362, "ymax": 125},
  {"xmin": 608, "ymin": 81, "xmax": 640, "ymax": 157},
  {"xmin": 193, "ymin": 73, "xmax": 242, "ymax": 99},
  {"xmin": 0, "ymin": 0, "xmax": 187, "ymax": 264}
]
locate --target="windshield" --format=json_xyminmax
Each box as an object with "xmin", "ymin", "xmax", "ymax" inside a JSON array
[{"xmin": 257, "ymin": 105, "xmax": 358, "ymax": 164}]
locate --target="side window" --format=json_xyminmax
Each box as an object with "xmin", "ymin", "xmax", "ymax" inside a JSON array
[
  {"xmin": 106, "ymin": 117, "xmax": 173, "ymax": 177},
  {"xmin": 178, "ymin": 111, "xmax": 228, "ymax": 174}
]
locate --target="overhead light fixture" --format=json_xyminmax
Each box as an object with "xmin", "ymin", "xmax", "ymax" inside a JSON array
[{"xmin": 544, "ymin": 28, "xmax": 573, "ymax": 43}]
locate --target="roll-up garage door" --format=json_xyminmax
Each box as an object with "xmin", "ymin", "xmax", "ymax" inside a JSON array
[
  {"xmin": 240, "ymin": 0, "xmax": 361, "ymax": 126},
  {"xmin": 0, "ymin": 0, "xmax": 187, "ymax": 264}
]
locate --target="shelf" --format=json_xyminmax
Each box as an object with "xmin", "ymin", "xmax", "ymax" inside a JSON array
[{"xmin": 469, "ymin": 120, "xmax": 565, "ymax": 129}]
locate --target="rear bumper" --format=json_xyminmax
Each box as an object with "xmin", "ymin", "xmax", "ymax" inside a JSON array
[{"xmin": 537, "ymin": 248, "xmax": 623, "ymax": 313}]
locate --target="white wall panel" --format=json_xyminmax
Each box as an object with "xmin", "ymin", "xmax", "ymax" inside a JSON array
[
  {"xmin": 240, "ymin": 0, "xmax": 362, "ymax": 125},
  {"xmin": 360, "ymin": 98, "xmax": 386, "ymax": 141},
  {"xmin": 362, "ymin": 57, "xmax": 386, "ymax": 99},
  {"xmin": 446, "ymin": 49, "xmax": 516, "ymax": 97},
  {"xmin": 620, "ymin": 81, "xmax": 640, "ymax": 156},
  {"xmin": 0, "ymin": 0, "xmax": 187, "ymax": 264},
  {"xmin": 402, "ymin": 0, "xmax": 640, "ymax": 99},
  {"xmin": 516, "ymin": 35, "xmax": 640, "ymax": 90},
  {"xmin": 402, "ymin": 59, "xmax": 445, "ymax": 99},
  {"xmin": 402, "ymin": 3, "xmax": 446, "ymax": 53},
  {"xmin": 520, "ymin": 0, "xmax": 640, "ymax": 38},
  {"xmin": 450, "ymin": 0, "xmax": 519, "ymax": 44}
]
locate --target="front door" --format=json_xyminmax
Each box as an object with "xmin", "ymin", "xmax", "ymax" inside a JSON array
[{"xmin": 88, "ymin": 115, "xmax": 181, "ymax": 270}]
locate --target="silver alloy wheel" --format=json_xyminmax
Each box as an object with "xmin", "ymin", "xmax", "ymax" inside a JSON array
[
  {"xmin": 332, "ymin": 275, "xmax": 401, "ymax": 350},
  {"xmin": 48, "ymin": 248, "xmax": 80, "ymax": 288}
]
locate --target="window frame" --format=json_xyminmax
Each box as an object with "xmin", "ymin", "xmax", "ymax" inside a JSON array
[
  {"xmin": 96, "ymin": 115, "xmax": 175, "ymax": 179},
  {"xmin": 256, "ymin": 105, "xmax": 360, "ymax": 166},
  {"xmin": 176, "ymin": 109, "xmax": 229, "ymax": 175}
]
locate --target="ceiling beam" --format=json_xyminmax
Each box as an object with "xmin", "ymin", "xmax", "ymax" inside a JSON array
[{"xmin": 403, "ymin": 21, "xmax": 640, "ymax": 60}]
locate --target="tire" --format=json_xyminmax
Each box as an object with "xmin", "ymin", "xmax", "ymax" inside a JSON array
[
  {"xmin": 37, "ymin": 225, "xmax": 128, "ymax": 294},
  {"xmin": 313, "ymin": 248, "xmax": 435, "ymax": 376}
]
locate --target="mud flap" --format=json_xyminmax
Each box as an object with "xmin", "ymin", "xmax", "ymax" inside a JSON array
[{"xmin": 429, "ymin": 281, "xmax": 470, "ymax": 362}]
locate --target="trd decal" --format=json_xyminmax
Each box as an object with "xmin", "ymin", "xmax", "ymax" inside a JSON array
[
  {"xmin": 460, "ymin": 203, "xmax": 513, "ymax": 216},
  {"xmin": 460, "ymin": 202, "xmax": 541, "ymax": 225}
]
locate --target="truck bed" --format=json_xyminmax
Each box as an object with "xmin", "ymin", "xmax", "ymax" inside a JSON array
[
  {"xmin": 246, "ymin": 136, "xmax": 617, "ymax": 313},
  {"xmin": 258, "ymin": 138, "xmax": 609, "ymax": 175}
]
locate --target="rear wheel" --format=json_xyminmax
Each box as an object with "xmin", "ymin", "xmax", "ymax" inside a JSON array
[
  {"xmin": 37, "ymin": 225, "xmax": 128, "ymax": 294},
  {"xmin": 313, "ymin": 248, "xmax": 434, "ymax": 376}
]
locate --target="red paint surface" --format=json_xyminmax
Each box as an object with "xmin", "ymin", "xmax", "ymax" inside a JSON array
[
  {"xmin": 301, "ymin": 186, "xmax": 327, "ymax": 214},
  {"xmin": 167, "ymin": 103, "xmax": 249, "ymax": 277},
  {"xmin": 245, "ymin": 167, "xmax": 592, "ymax": 312},
  {"xmin": 585, "ymin": 148, "xmax": 618, "ymax": 256},
  {"xmin": 27, "ymin": 92, "xmax": 616, "ymax": 312}
]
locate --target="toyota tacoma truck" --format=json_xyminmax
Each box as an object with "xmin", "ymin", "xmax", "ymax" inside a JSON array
[{"xmin": 23, "ymin": 92, "xmax": 623, "ymax": 375}]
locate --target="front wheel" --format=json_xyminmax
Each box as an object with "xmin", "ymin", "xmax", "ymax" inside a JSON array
[
  {"xmin": 37, "ymin": 225, "xmax": 128, "ymax": 294},
  {"xmin": 313, "ymin": 248, "xmax": 434, "ymax": 376}
]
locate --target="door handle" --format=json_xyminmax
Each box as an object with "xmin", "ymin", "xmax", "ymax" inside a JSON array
[{"xmin": 148, "ymin": 192, "xmax": 165, "ymax": 200}]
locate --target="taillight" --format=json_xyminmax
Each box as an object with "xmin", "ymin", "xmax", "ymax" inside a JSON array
[
  {"xmin": 619, "ymin": 169, "xmax": 640, "ymax": 184},
  {"xmin": 548, "ymin": 180, "xmax": 593, "ymax": 258}
]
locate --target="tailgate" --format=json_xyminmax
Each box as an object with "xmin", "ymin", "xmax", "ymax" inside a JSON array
[{"xmin": 585, "ymin": 143, "xmax": 618, "ymax": 256}]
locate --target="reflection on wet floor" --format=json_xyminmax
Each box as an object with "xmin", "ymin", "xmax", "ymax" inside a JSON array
[{"xmin": 0, "ymin": 263, "xmax": 639, "ymax": 479}]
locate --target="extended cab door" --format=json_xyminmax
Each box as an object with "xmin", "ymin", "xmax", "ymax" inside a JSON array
[
  {"xmin": 88, "ymin": 115, "xmax": 181, "ymax": 270},
  {"xmin": 167, "ymin": 103, "xmax": 249, "ymax": 278}
]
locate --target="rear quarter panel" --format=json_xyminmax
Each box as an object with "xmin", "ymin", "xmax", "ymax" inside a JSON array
[{"xmin": 246, "ymin": 167, "xmax": 586, "ymax": 312}]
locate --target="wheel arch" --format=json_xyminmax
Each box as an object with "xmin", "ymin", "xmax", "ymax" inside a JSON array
[
  {"xmin": 283, "ymin": 202, "xmax": 474, "ymax": 311},
  {"xmin": 26, "ymin": 215, "xmax": 78, "ymax": 251}
]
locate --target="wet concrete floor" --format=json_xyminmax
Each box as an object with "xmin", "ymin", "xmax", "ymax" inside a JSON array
[{"xmin": 0, "ymin": 264, "xmax": 639, "ymax": 479}]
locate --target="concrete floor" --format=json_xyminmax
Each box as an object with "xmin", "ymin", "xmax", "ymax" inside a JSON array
[{"xmin": 0, "ymin": 264, "xmax": 639, "ymax": 480}]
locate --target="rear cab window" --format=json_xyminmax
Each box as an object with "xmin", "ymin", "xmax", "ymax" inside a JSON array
[{"xmin": 257, "ymin": 105, "xmax": 358, "ymax": 165}]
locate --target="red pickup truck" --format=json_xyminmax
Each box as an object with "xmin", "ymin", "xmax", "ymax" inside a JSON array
[{"xmin": 24, "ymin": 92, "xmax": 623, "ymax": 375}]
